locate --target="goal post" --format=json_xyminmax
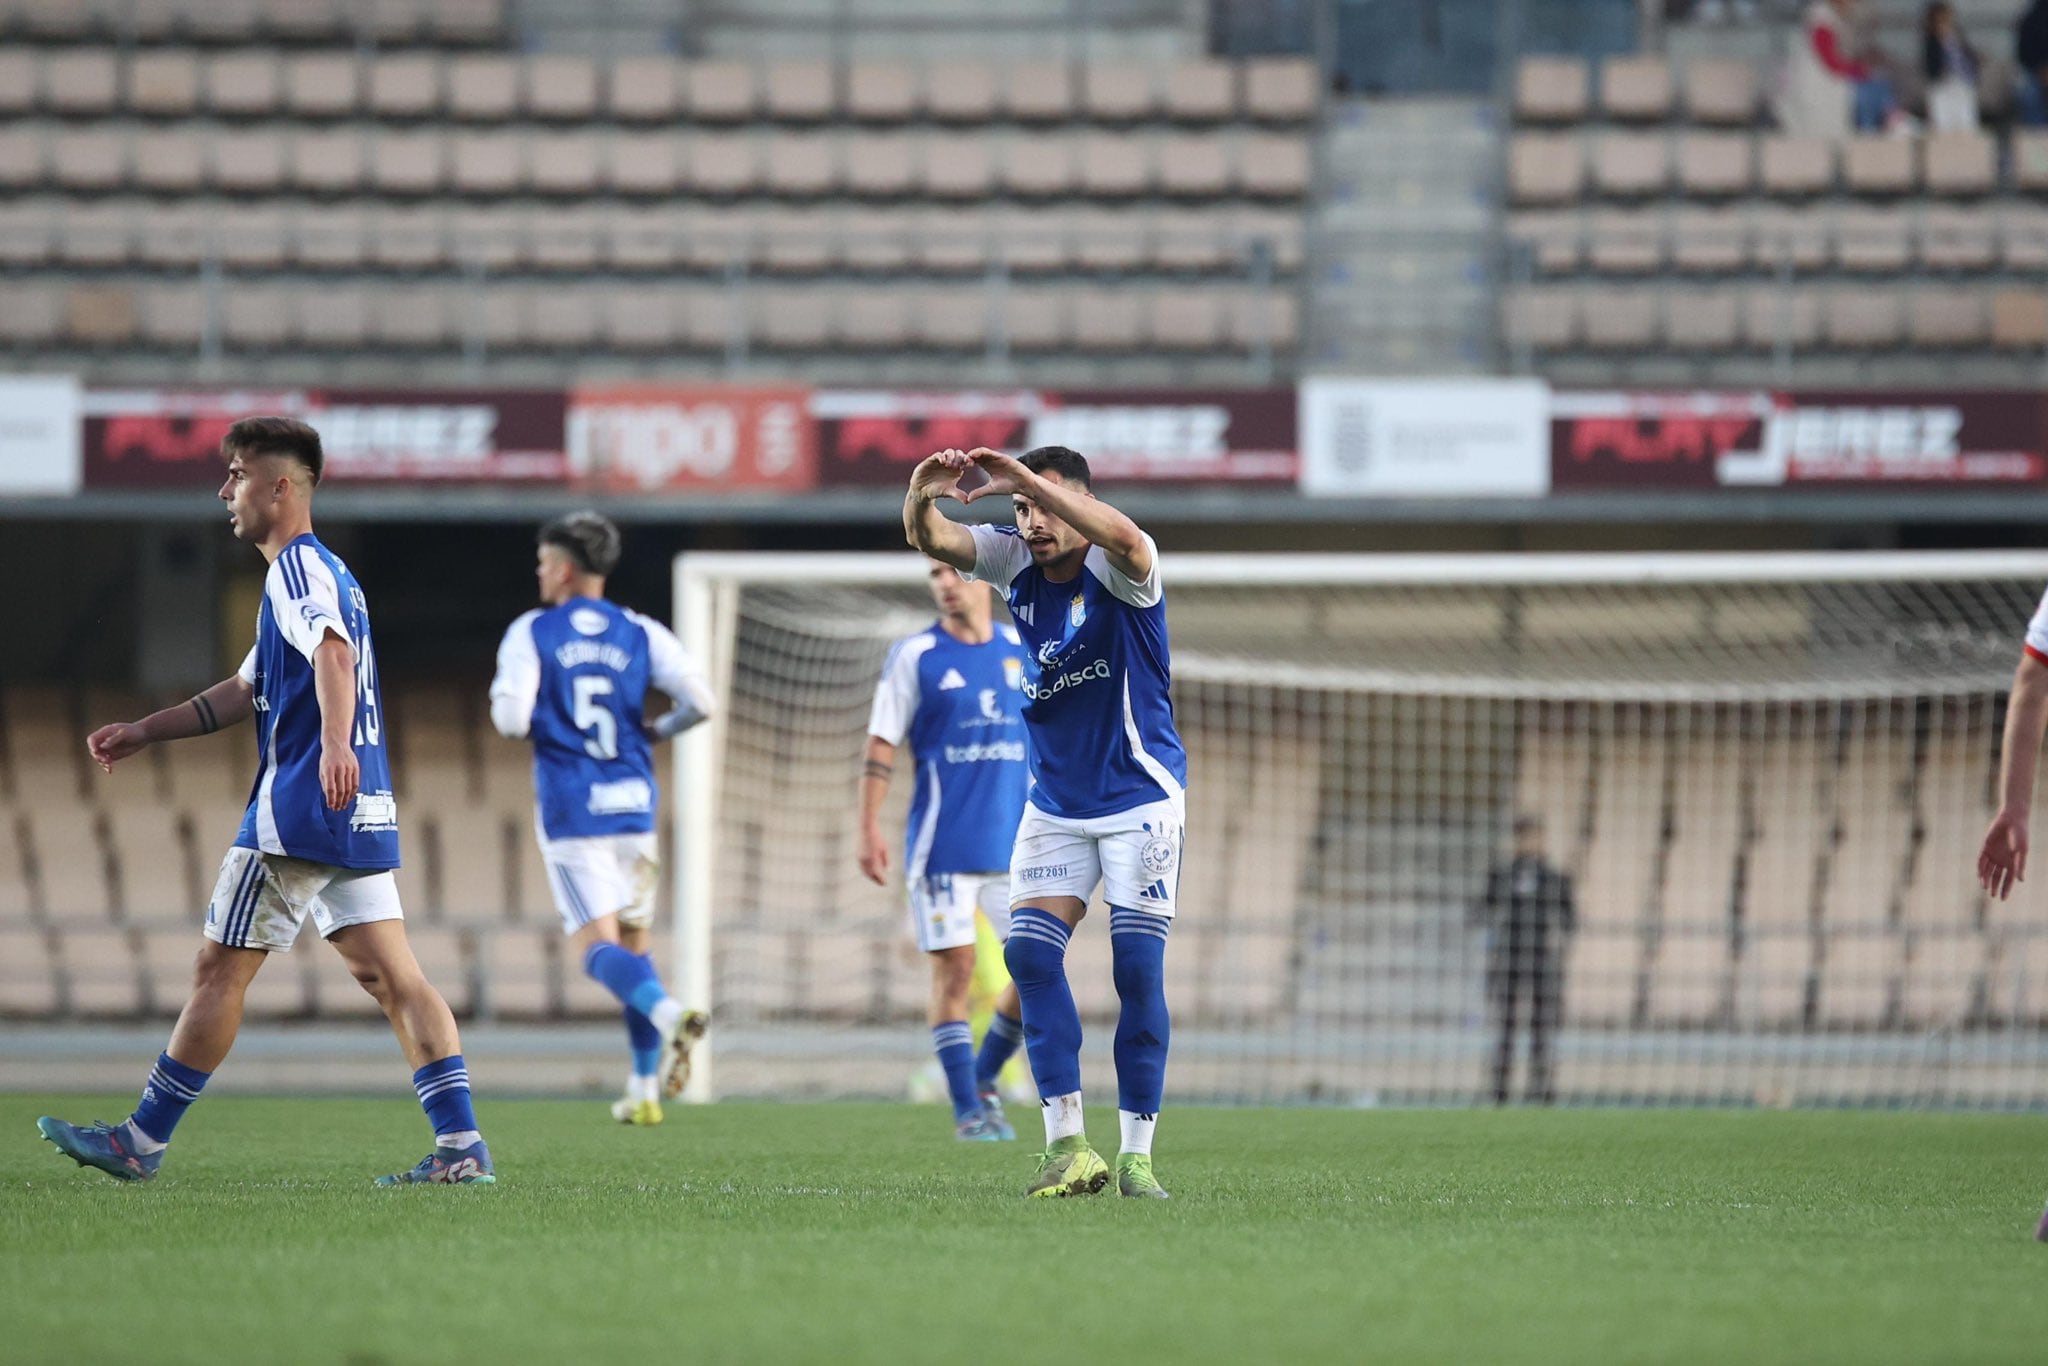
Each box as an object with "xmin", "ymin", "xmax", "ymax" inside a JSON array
[{"xmin": 673, "ymin": 549, "xmax": 2048, "ymax": 1109}]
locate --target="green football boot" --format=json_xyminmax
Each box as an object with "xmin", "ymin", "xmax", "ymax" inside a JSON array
[
  {"xmin": 1115, "ymin": 1152, "xmax": 1170, "ymax": 1199},
  {"xmin": 1024, "ymin": 1134, "xmax": 1110, "ymax": 1198}
]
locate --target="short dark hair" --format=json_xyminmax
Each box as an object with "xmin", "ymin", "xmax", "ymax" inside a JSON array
[
  {"xmin": 539, "ymin": 510, "xmax": 622, "ymax": 577},
  {"xmin": 1021, "ymin": 445, "xmax": 1091, "ymax": 491},
  {"xmin": 223, "ymin": 416, "xmax": 323, "ymax": 485}
]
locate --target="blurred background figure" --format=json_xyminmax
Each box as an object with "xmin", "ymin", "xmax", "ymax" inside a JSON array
[
  {"xmin": 1778, "ymin": 0, "xmax": 1907, "ymax": 134},
  {"xmin": 2015, "ymin": 0, "xmax": 2048, "ymax": 121},
  {"xmin": 1475, "ymin": 815, "xmax": 1576, "ymax": 1106},
  {"xmin": 1923, "ymin": 1, "xmax": 1982, "ymax": 128}
]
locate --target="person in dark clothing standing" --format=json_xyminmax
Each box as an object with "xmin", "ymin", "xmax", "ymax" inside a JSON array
[
  {"xmin": 1475, "ymin": 815, "xmax": 1576, "ymax": 1105},
  {"xmin": 2014, "ymin": 0, "xmax": 2048, "ymax": 124}
]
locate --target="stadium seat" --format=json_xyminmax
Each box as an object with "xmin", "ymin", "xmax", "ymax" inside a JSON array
[
  {"xmin": 922, "ymin": 132, "xmax": 995, "ymax": 200},
  {"xmin": 283, "ymin": 53, "xmax": 359, "ymax": 118},
  {"xmin": 1599, "ymin": 56, "xmax": 1672, "ymax": 122},
  {"xmin": 51, "ymin": 129, "xmax": 125, "ymax": 192},
  {"xmin": 0, "ymin": 201, "xmax": 53, "ymax": 266},
  {"xmin": 1675, "ymin": 132, "xmax": 1751, "ymax": 197},
  {"xmin": 1077, "ymin": 132, "xmax": 1152, "ymax": 198},
  {"xmin": 370, "ymin": 284, "xmax": 455, "ymax": 349},
  {"xmin": 1669, "ymin": 206, "xmax": 1745, "ymax": 273},
  {"xmin": 0, "ymin": 51, "xmax": 34, "ymax": 114},
  {"xmin": 136, "ymin": 282, "xmax": 205, "ymax": 347},
  {"xmin": 450, "ymin": 130, "xmax": 525, "ymax": 195},
  {"xmin": 844, "ymin": 133, "xmax": 917, "ymax": 198},
  {"xmin": 686, "ymin": 62, "xmax": 757, "ymax": 122},
  {"xmin": 43, "ymin": 48, "xmax": 120, "ymax": 115},
  {"xmin": 1071, "ymin": 290, "xmax": 1144, "ymax": 352},
  {"xmin": 1005, "ymin": 133, "xmax": 1077, "ymax": 199},
  {"xmin": 1908, "ymin": 287, "xmax": 1988, "ymax": 348},
  {"xmin": 529, "ymin": 131, "xmax": 600, "ymax": 196},
  {"xmin": 1683, "ymin": 56, "xmax": 1759, "ymax": 124},
  {"xmin": 529, "ymin": 206, "xmax": 604, "ymax": 272},
  {"xmin": 764, "ymin": 60, "xmax": 835, "ymax": 122},
  {"xmin": 1747, "ymin": 203, "xmax": 1830, "ymax": 272},
  {"xmin": 1832, "ymin": 205, "xmax": 1914, "ymax": 274},
  {"xmin": 915, "ymin": 285, "xmax": 988, "ymax": 349},
  {"xmin": 370, "ymin": 203, "xmax": 446, "ymax": 270},
  {"xmin": 1822, "ymin": 288, "xmax": 1904, "ymax": 348},
  {"xmin": 132, "ymin": 127, "xmax": 207, "ymax": 193},
  {"xmin": 1004, "ymin": 60, "xmax": 1076, "ymax": 123},
  {"xmin": 291, "ymin": 128, "xmax": 365, "ymax": 194},
  {"xmin": 0, "ymin": 927, "xmax": 58, "ymax": 1015},
  {"xmin": 222, "ymin": 284, "xmax": 294, "ymax": 347},
  {"xmin": 57, "ymin": 204, "xmax": 133, "ymax": 269},
  {"xmin": 1842, "ymin": 136, "xmax": 1916, "ymax": 196},
  {"xmin": 297, "ymin": 284, "xmax": 371, "ymax": 347},
  {"xmin": 1817, "ymin": 927, "xmax": 1899, "ymax": 1030},
  {"xmin": 1165, "ymin": 61, "xmax": 1239, "ymax": 122},
  {"xmin": 1237, "ymin": 132, "xmax": 1311, "ymax": 200},
  {"xmin": 691, "ymin": 133, "xmax": 761, "ymax": 197},
  {"xmin": 526, "ymin": 55, "xmax": 598, "ymax": 121},
  {"xmin": 1919, "ymin": 205, "xmax": 1996, "ymax": 272},
  {"xmin": 128, "ymin": 51, "xmax": 201, "ymax": 117},
  {"xmin": 1516, "ymin": 56, "xmax": 1589, "ymax": 124},
  {"xmin": 1580, "ymin": 287, "xmax": 1658, "ymax": 349},
  {"xmin": 1663, "ymin": 285, "xmax": 1740, "ymax": 350},
  {"xmin": 1585, "ymin": 209, "xmax": 1663, "ymax": 275},
  {"xmin": 206, "ymin": 53, "xmax": 283, "ymax": 117},
  {"xmin": 1084, "ymin": 62, "xmax": 1159, "ymax": 122},
  {"xmin": 446, "ymin": 54, "xmax": 520, "ymax": 122},
  {"xmin": 296, "ymin": 202, "xmax": 369, "ymax": 269},
  {"xmin": 1508, "ymin": 134, "xmax": 1585, "ymax": 206},
  {"xmin": 927, "ymin": 60, "xmax": 998, "ymax": 123},
  {"xmin": 371, "ymin": 128, "xmax": 447, "ymax": 195},
  {"xmin": 1157, "ymin": 131, "xmax": 1231, "ymax": 198},
  {"xmin": 1758, "ymin": 135, "xmax": 1834, "ymax": 196},
  {"xmin": 608, "ymin": 131, "xmax": 684, "ymax": 197},
  {"xmin": 0, "ymin": 813, "xmax": 34, "ymax": 924},
  {"xmin": 1591, "ymin": 133, "xmax": 1670, "ymax": 198},
  {"xmin": 846, "ymin": 61, "xmax": 919, "ymax": 123},
  {"xmin": 65, "ymin": 283, "xmax": 137, "ymax": 344},
  {"xmin": 1922, "ymin": 131, "xmax": 1996, "ymax": 197},
  {"xmin": 1501, "ymin": 285, "xmax": 1578, "ymax": 351},
  {"xmin": 0, "ymin": 280, "xmax": 61, "ymax": 342},
  {"xmin": 58, "ymin": 925, "xmax": 143, "ymax": 1017},
  {"xmin": 1990, "ymin": 288, "xmax": 2048, "ymax": 349},
  {"xmin": 213, "ymin": 130, "xmax": 287, "ymax": 194},
  {"xmin": 609, "ymin": 56, "xmax": 683, "ymax": 122},
  {"xmin": 368, "ymin": 54, "xmax": 443, "ymax": 119},
  {"xmin": 2012, "ymin": 130, "xmax": 2048, "ymax": 193},
  {"xmin": 1899, "ymin": 929, "xmax": 1986, "ymax": 1028}
]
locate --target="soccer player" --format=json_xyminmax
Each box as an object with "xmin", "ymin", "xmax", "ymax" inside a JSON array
[
  {"xmin": 489, "ymin": 511, "xmax": 713, "ymax": 1127},
  {"xmin": 39, "ymin": 417, "xmax": 493, "ymax": 1185},
  {"xmin": 1974, "ymin": 592, "xmax": 2048, "ymax": 1239},
  {"xmin": 859, "ymin": 557, "xmax": 1032, "ymax": 1142},
  {"xmin": 904, "ymin": 444, "xmax": 1184, "ymax": 1199}
]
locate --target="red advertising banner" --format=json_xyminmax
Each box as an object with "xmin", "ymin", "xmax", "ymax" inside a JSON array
[
  {"xmin": 83, "ymin": 388, "xmax": 569, "ymax": 486},
  {"xmin": 1553, "ymin": 390, "xmax": 2048, "ymax": 490},
  {"xmin": 566, "ymin": 385, "xmax": 815, "ymax": 493},
  {"xmin": 813, "ymin": 388, "xmax": 1298, "ymax": 486}
]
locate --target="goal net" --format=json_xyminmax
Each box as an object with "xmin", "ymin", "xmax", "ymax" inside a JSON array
[{"xmin": 670, "ymin": 549, "xmax": 2048, "ymax": 1109}]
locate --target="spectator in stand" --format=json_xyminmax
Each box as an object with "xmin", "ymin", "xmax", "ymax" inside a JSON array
[
  {"xmin": 2015, "ymin": 0, "xmax": 2048, "ymax": 125},
  {"xmin": 1472, "ymin": 815, "xmax": 1576, "ymax": 1106},
  {"xmin": 1922, "ymin": 2, "xmax": 1981, "ymax": 130},
  {"xmin": 1778, "ymin": 0, "xmax": 1907, "ymax": 135}
]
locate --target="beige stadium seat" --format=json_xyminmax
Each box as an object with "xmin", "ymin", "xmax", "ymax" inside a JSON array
[
  {"xmin": 213, "ymin": 129, "xmax": 286, "ymax": 194},
  {"xmin": 1746, "ymin": 202, "xmax": 1829, "ymax": 272},
  {"xmin": 1590, "ymin": 132, "xmax": 1668, "ymax": 198},
  {"xmin": 185, "ymin": 0, "xmax": 264, "ymax": 42},
  {"xmin": 753, "ymin": 285, "xmax": 834, "ymax": 349},
  {"xmin": 58, "ymin": 204, "xmax": 134, "ymax": 268},
  {"xmin": 1506, "ymin": 209, "xmax": 1580, "ymax": 274},
  {"xmin": 2015, "ymin": 130, "xmax": 2048, "ymax": 194},
  {"xmin": 64, "ymin": 283, "xmax": 136, "ymax": 344},
  {"xmin": 106, "ymin": 806, "xmax": 196, "ymax": 924},
  {"xmin": 1005, "ymin": 59, "xmax": 1075, "ymax": 123},
  {"xmin": 1683, "ymin": 57, "xmax": 1759, "ymax": 125},
  {"xmin": 605, "ymin": 204, "xmax": 684, "ymax": 272},
  {"xmin": 429, "ymin": 0, "xmax": 507, "ymax": 44},
  {"xmin": 923, "ymin": 133, "xmax": 994, "ymax": 200},
  {"xmin": 447, "ymin": 54, "xmax": 520, "ymax": 121},
  {"xmin": 477, "ymin": 927, "xmax": 556, "ymax": 1019},
  {"xmin": 44, "ymin": 48, "xmax": 120, "ymax": 115},
  {"xmin": 1005, "ymin": 133, "xmax": 1075, "ymax": 198},
  {"xmin": 1005, "ymin": 289, "xmax": 1065, "ymax": 351},
  {"xmin": 916, "ymin": 285, "xmax": 987, "ymax": 349},
  {"xmin": 1990, "ymin": 289, "xmax": 2048, "ymax": 349},
  {"xmin": 206, "ymin": 53, "xmax": 282, "ymax": 117},
  {"xmin": 1501, "ymin": 285, "xmax": 1578, "ymax": 351},
  {"xmin": 1238, "ymin": 132, "xmax": 1310, "ymax": 199},
  {"xmin": 0, "ymin": 281, "xmax": 61, "ymax": 342},
  {"xmin": 927, "ymin": 59, "xmax": 998, "ymax": 122},
  {"xmin": 1908, "ymin": 288, "xmax": 1986, "ymax": 347},
  {"xmin": 1644, "ymin": 927, "xmax": 1730, "ymax": 1025},
  {"xmin": 290, "ymin": 127, "xmax": 364, "ymax": 194},
  {"xmin": 1515, "ymin": 56, "xmax": 1589, "ymax": 123},
  {"xmin": 908, "ymin": 205, "xmax": 987, "ymax": 274},
  {"xmin": 1581, "ymin": 287, "xmax": 1658, "ymax": 348},
  {"xmin": 368, "ymin": 55, "xmax": 442, "ymax": 119},
  {"xmin": 1758, "ymin": 135, "xmax": 1833, "ymax": 196},
  {"xmin": 1670, "ymin": 206, "xmax": 1746, "ymax": 273},
  {"xmin": 408, "ymin": 926, "xmax": 474, "ymax": 1015},
  {"xmin": 528, "ymin": 131, "xmax": 598, "ymax": 196},
  {"xmin": 1565, "ymin": 928, "xmax": 1644, "ymax": 1026},
  {"xmin": 1508, "ymin": 133, "xmax": 1584, "ymax": 205},
  {"xmin": 5, "ymin": 687, "xmax": 84, "ymax": 802},
  {"xmin": 128, "ymin": 127, "xmax": 204, "ymax": 193},
  {"xmin": 526, "ymin": 54, "xmax": 597, "ymax": 120},
  {"xmin": 135, "ymin": 283, "xmax": 204, "ymax": 347},
  {"xmin": 1842, "ymin": 136, "xmax": 1915, "ymax": 196},
  {"xmin": 1157, "ymin": 131, "xmax": 1230, "ymax": 198},
  {"xmin": 0, "ymin": 815, "xmax": 34, "ymax": 923},
  {"xmin": 0, "ymin": 201, "xmax": 54, "ymax": 266},
  {"xmin": 370, "ymin": 203, "xmax": 446, "ymax": 270},
  {"xmin": 609, "ymin": 131, "xmax": 683, "ymax": 196},
  {"xmin": 1226, "ymin": 285, "xmax": 1298, "ymax": 350},
  {"xmin": 603, "ymin": 285, "xmax": 679, "ymax": 350},
  {"xmin": 218, "ymin": 204, "xmax": 289, "ymax": 268},
  {"xmin": 1148, "ymin": 288, "xmax": 1226, "ymax": 352},
  {"xmin": 438, "ymin": 808, "xmax": 512, "ymax": 924},
  {"xmin": 23, "ymin": 804, "xmax": 113, "ymax": 923},
  {"xmin": 1899, "ymin": 929, "xmax": 1985, "ymax": 1027},
  {"xmin": 1831, "ymin": 204, "xmax": 1913, "ymax": 273},
  {"xmin": 1585, "ymin": 208, "xmax": 1663, "ymax": 274},
  {"xmin": 994, "ymin": 204, "xmax": 1068, "ymax": 274},
  {"xmin": 1919, "ymin": 205, "xmax": 1995, "ymax": 272},
  {"xmin": 222, "ymin": 284, "xmax": 296, "ymax": 347},
  {"xmin": 1084, "ymin": 62, "xmax": 1158, "ymax": 121},
  {"xmin": 0, "ymin": 927, "xmax": 59, "ymax": 1014},
  {"xmin": 1664, "ymin": 286, "xmax": 1740, "ymax": 350},
  {"xmin": 528, "ymin": 285, "xmax": 600, "ymax": 345},
  {"xmin": 0, "ymin": 127, "xmax": 42, "ymax": 189},
  {"xmin": 1078, "ymin": 131, "xmax": 1151, "ymax": 197},
  {"xmin": 843, "ymin": 133, "xmax": 916, "ymax": 198},
  {"xmin": 847, "ymin": 62, "xmax": 918, "ymax": 122},
  {"xmin": 1071, "ymin": 206, "xmax": 1147, "ymax": 272},
  {"xmin": 691, "ymin": 133, "xmax": 760, "ymax": 196},
  {"xmin": 297, "ymin": 204, "xmax": 369, "ymax": 269},
  {"xmin": 676, "ymin": 284, "xmax": 740, "ymax": 352},
  {"xmin": 1999, "ymin": 205, "xmax": 2048, "ymax": 269},
  {"xmin": 450, "ymin": 130, "xmax": 524, "ymax": 195},
  {"xmin": 370, "ymin": 284, "xmax": 454, "ymax": 348},
  {"xmin": 1817, "ymin": 928, "xmax": 1899, "ymax": 1029},
  {"xmin": 1163, "ymin": 60, "xmax": 1237, "ymax": 122},
  {"xmin": 0, "ymin": 52, "xmax": 34, "ymax": 114},
  {"xmin": 59, "ymin": 926, "xmax": 143, "ymax": 1017},
  {"xmin": 284, "ymin": 53, "xmax": 359, "ymax": 118},
  {"xmin": 1600, "ymin": 55, "xmax": 1671, "ymax": 122},
  {"xmin": 298, "ymin": 284, "xmax": 371, "ymax": 347},
  {"xmin": 1675, "ymin": 131, "xmax": 1751, "ymax": 197},
  {"xmin": 765, "ymin": 60, "xmax": 835, "ymax": 122},
  {"xmin": 1820, "ymin": 289, "xmax": 1902, "ymax": 349},
  {"xmin": 1923, "ymin": 130, "xmax": 1995, "ymax": 197},
  {"xmin": 52, "ymin": 128, "xmax": 124, "ymax": 191},
  {"xmin": 1243, "ymin": 57, "xmax": 1316, "ymax": 122},
  {"xmin": 372, "ymin": 129, "xmax": 445, "ymax": 195},
  {"xmin": 841, "ymin": 288, "xmax": 911, "ymax": 348},
  {"xmin": 687, "ymin": 61, "xmax": 757, "ymax": 122},
  {"xmin": 609, "ymin": 56, "xmax": 682, "ymax": 122},
  {"xmin": 129, "ymin": 51, "xmax": 201, "ymax": 116}
]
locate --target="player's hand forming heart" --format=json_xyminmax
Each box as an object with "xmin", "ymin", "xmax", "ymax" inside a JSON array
[
  {"xmin": 954, "ymin": 447, "xmax": 1030, "ymax": 503},
  {"xmin": 909, "ymin": 448, "xmax": 982, "ymax": 503}
]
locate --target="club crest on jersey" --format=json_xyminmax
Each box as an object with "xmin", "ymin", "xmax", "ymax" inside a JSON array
[
  {"xmin": 570, "ymin": 607, "xmax": 609, "ymax": 636},
  {"xmin": 978, "ymin": 688, "xmax": 1002, "ymax": 720},
  {"xmin": 937, "ymin": 667, "xmax": 966, "ymax": 690},
  {"xmin": 1068, "ymin": 593, "xmax": 1087, "ymax": 629},
  {"xmin": 1003, "ymin": 657, "xmax": 1023, "ymax": 690},
  {"xmin": 1035, "ymin": 639, "xmax": 1061, "ymax": 667}
]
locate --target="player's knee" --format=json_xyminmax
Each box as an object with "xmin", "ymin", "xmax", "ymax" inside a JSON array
[
  {"xmin": 347, "ymin": 959, "xmax": 395, "ymax": 1003},
  {"xmin": 1004, "ymin": 931, "xmax": 1062, "ymax": 985},
  {"xmin": 1110, "ymin": 933, "xmax": 1165, "ymax": 1002},
  {"xmin": 190, "ymin": 942, "xmax": 257, "ymax": 996}
]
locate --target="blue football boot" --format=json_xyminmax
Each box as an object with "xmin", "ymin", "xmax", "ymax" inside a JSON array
[
  {"xmin": 374, "ymin": 1138, "xmax": 496, "ymax": 1186},
  {"xmin": 38, "ymin": 1117, "xmax": 164, "ymax": 1182},
  {"xmin": 976, "ymin": 1091, "xmax": 1018, "ymax": 1141}
]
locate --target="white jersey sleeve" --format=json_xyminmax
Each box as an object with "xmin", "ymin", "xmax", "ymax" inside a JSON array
[
  {"xmin": 236, "ymin": 645, "xmax": 257, "ymax": 685},
  {"xmin": 269, "ymin": 545, "xmax": 353, "ymax": 664},
  {"xmin": 867, "ymin": 635, "xmax": 929, "ymax": 746},
  {"xmin": 965, "ymin": 524, "xmax": 1031, "ymax": 591},
  {"xmin": 1083, "ymin": 533, "xmax": 1162, "ymax": 608},
  {"xmin": 2027, "ymin": 584, "xmax": 2048, "ymax": 662},
  {"xmin": 488, "ymin": 610, "xmax": 542, "ymax": 739},
  {"xmin": 627, "ymin": 608, "xmax": 716, "ymax": 738}
]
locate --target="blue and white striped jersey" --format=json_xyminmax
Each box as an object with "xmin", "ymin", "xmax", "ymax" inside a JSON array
[
  {"xmin": 964, "ymin": 523, "xmax": 1187, "ymax": 820},
  {"xmin": 867, "ymin": 622, "xmax": 1030, "ymax": 879},
  {"xmin": 233, "ymin": 534, "xmax": 399, "ymax": 870},
  {"xmin": 489, "ymin": 597, "xmax": 713, "ymax": 841}
]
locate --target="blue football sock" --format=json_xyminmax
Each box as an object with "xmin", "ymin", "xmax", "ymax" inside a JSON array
[
  {"xmin": 932, "ymin": 1020, "xmax": 980, "ymax": 1121},
  {"xmin": 1004, "ymin": 909, "xmax": 1082, "ymax": 1099},
  {"xmin": 624, "ymin": 1002, "xmax": 661, "ymax": 1079},
  {"xmin": 975, "ymin": 1009, "xmax": 1024, "ymax": 1090},
  {"xmin": 129, "ymin": 1051, "xmax": 210, "ymax": 1146},
  {"xmin": 1110, "ymin": 908, "xmax": 1172, "ymax": 1116},
  {"xmin": 584, "ymin": 941, "xmax": 671, "ymax": 1021},
  {"xmin": 412, "ymin": 1055, "xmax": 479, "ymax": 1143}
]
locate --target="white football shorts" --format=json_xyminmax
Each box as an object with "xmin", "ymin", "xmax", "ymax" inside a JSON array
[
  {"xmin": 540, "ymin": 831, "xmax": 660, "ymax": 935},
  {"xmin": 204, "ymin": 846, "xmax": 404, "ymax": 952},
  {"xmin": 1008, "ymin": 794, "xmax": 1186, "ymax": 918},
  {"xmin": 907, "ymin": 871, "xmax": 1011, "ymax": 954}
]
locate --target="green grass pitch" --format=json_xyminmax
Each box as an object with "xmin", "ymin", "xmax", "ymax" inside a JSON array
[{"xmin": 3, "ymin": 1094, "xmax": 2045, "ymax": 1365}]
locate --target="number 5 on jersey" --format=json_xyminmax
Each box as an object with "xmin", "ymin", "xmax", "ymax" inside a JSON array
[{"xmin": 573, "ymin": 675, "xmax": 618, "ymax": 759}]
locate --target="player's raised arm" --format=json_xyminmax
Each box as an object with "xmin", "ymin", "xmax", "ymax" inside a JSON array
[
  {"xmin": 903, "ymin": 449, "xmax": 980, "ymax": 573},
  {"xmin": 961, "ymin": 447, "xmax": 1150, "ymax": 583},
  {"xmin": 1981, "ymin": 651, "xmax": 2048, "ymax": 898},
  {"xmin": 86, "ymin": 671, "xmax": 257, "ymax": 774}
]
